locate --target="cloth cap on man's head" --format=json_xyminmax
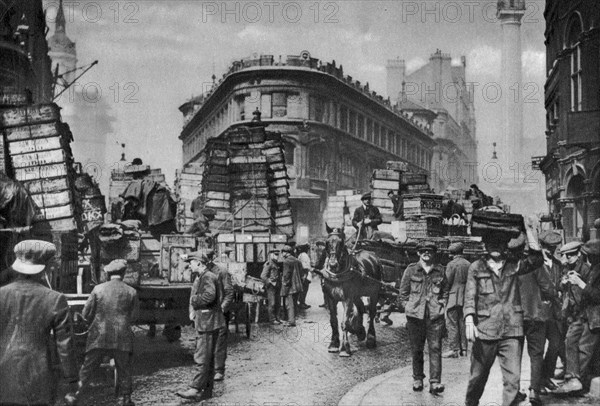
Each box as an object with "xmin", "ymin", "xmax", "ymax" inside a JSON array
[
  {"xmin": 581, "ymin": 239, "xmax": 600, "ymax": 256},
  {"xmin": 361, "ymin": 192, "xmax": 372, "ymax": 201},
  {"xmin": 448, "ymin": 242, "xmax": 464, "ymax": 254},
  {"xmin": 559, "ymin": 241, "xmax": 583, "ymax": 255},
  {"xmin": 539, "ymin": 230, "xmax": 562, "ymax": 247},
  {"xmin": 416, "ymin": 241, "xmax": 437, "ymax": 252},
  {"xmin": 281, "ymin": 245, "xmax": 294, "ymax": 254},
  {"xmin": 183, "ymin": 250, "xmax": 210, "ymax": 263},
  {"xmin": 12, "ymin": 240, "xmax": 56, "ymax": 274},
  {"xmin": 104, "ymin": 259, "xmax": 127, "ymax": 274}
]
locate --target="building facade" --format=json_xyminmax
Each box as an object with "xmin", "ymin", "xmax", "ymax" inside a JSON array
[
  {"xmin": 539, "ymin": 0, "xmax": 600, "ymax": 241},
  {"xmin": 179, "ymin": 52, "xmax": 435, "ymax": 237},
  {"xmin": 0, "ymin": 0, "xmax": 53, "ymax": 103},
  {"xmin": 386, "ymin": 50, "xmax": 478, "ymax": 194}
]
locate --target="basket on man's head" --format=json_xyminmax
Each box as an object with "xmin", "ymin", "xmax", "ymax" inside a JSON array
[{"xmin": 470, "ymin": 208, "xmax": 525, "ymax": 244}]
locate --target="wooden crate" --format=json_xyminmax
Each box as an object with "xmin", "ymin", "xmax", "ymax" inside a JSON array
[
  {"xmin": 35, "ymin": 204, "xmax": 74, "ymax": 221},
  {"xmin": 386, "ymin": 161, "xmax": 409, "ymax": 172},
  {"xmin": 14, "ymin": 163, "xmax": 68, "ymax": 181},
  {"xmin": 401, "ymin": 173, "xmax": 428, "ymax": 185},
  {"xmin": 372, "ymin": 169, "xmax": 401, "ymax": 181},
  {"xmin": 406, "ymin": 217, "xmax": 443, "ymax": 238},
  {"xmin": 31, "ymin": 190, "xmax": 72, "ymax": 208},
  {"xmin": 403, "ymin": 194, "xmax": 443, "ymax": 217},
  {"xmin": 371, "ymin": 179, "xmax": 400, "ymax": 191},
  {"xmin": 8, "ymin": 136, "xmax": 62, "ymax": 154},
  {"xmin": 4, "ymin": 122, "xmax": 61, "ymax": 142},
  {"xmin": 0, "ymin": 90, "xmax": 29, "ymax": 106},
  {"xmin": 160, "ymin": 234, "xmax": 197, "ymax": 274},
  {"xmin": 0, "ymin": 104, "xmax": 61, "ymax": 127},
  {"xmin": 11, "ymin": 149, "xmax": 67, "ymax": 168}
]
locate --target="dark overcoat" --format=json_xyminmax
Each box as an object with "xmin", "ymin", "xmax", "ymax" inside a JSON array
[
  {"xmin": 190, "ymin": 269, "xmax": 226, "ymax": 332},
  {"xmin": 0, "ymin": 279, "xmax": 78, "ymax": 404},
  {"xmin": 280, "ymin": 254, "xmax": 303, "ymax": 296}
]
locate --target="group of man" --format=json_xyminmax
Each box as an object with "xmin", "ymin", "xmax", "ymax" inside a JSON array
[
  {"xmin": 261, "ymin": 243, "xmax": 315, "ymax": 327},
  {"xmin": 397, "ymin": 220, "xmax": 600, "ymax": 406},
  {"xmin": 0, "ymin": 240, "xmax": 139, "ymax": 406}
]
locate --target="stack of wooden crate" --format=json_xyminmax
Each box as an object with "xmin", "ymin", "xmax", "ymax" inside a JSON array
[
  {"xmin": 323, "ymin": 195, "xmax": 346, "ymax": 227},
  {"xmin": 403, "ymin": 193, "xmax": 444, "ymax": 238},
  {"xmin": 400, "ymin": 172, "xmax": 430, "ymax": 194},
  {"xmin": 371, "ymin": 169, "xmax": 401, "ymax": 223},
  {"xmin": 202, "ymin": 138, "xmax": 231, "ymax": 232},
  {"xmin": 228, "ymin": 126, "xmax": 271, "ymax": 233},
  {"xmin": 264, "ymin": 135, "xmax": 292, "ymax": 236},
  {"xmin": 0, "ymin": 103, "xmax": 79, "ymax": 231},
  {"xmin": 174, "ymin": 164, "xmax": 203, "ymax": 232}
]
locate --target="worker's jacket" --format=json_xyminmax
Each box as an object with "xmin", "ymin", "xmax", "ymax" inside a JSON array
[
  {"xmin": 463, "ymin": 252, "xmax": 543, "ymax": 340},
  {"xmin": 445, "ymin": 255, "xmax": 471, "ymax": 309},
  {"xmin": 399, "ymin": 262, "xmax": 449, "ymax": 320},
  {"xmin": 190, "ymin": 269, "xmax": 226, "ymax": 332},
  {"xmin": 207, "ymin": 262, "xmax": 234, "ymax": 314}
]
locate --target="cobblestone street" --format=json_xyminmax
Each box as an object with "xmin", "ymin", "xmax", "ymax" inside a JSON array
[{"xmin": 64, "ymin": 280, "xmax": 412, "ymax": 406}]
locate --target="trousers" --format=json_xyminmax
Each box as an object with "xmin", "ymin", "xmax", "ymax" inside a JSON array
[
  {"xmin": 465, "ymin": 337, "xmax": 523, "ymax": 406},
  {"xmin": 190, "ymin": 329, "xmax": 220, "ymax": 394},
  {"xmin": 266, "ymin": 285, "xmax": 281, "ymax": 321},
  {"xmin": 446, "ymin": 306, "xmax": 467, "ymax": 352},
  {"xmin": 543, "ymin": 318, "xmax": 566, "ymax": 380},
  {"xmin": 283, "ymin": 294, "xmax": 295, "ymax": 323},
  {"xmin": 524, "ymin": 320, "xmax": 546, "ymax": 391},
  {"xmin": 564, "ymin": 317, "xmax": 600, "ymax": 384},
  {"xmin": 406, "ymin": 316, "xmax": 444, "ymax": 383},
  {"xmin": 215, "ymin": 312, "xmax": 230, "ymax": 374},
  {"xmin": 79, "ymin": 349, "xmax": 133, "ymax": 396}
]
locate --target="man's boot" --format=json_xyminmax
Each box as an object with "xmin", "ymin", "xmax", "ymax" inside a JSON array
[{"xmin": 553, "ymin": 377, "xmax": 583, "ymax": 394}]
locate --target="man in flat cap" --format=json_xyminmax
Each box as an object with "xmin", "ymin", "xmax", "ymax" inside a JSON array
[
  {"xmin": 398, "ymin": 241, "xmax": 449, "ymax": 394},
  {"xmin": 538, "ymin": 230, "xmax": 567, "ymax": 390},
  {"xmin": 1, "ymin": 240, "xmax": 78, "ymax": 406},
  {"xmin": 553, "ymin": 240, "xmax": 591, "ymax": 393},
  {"xmin": 443, "ymin": 242, "xmax": 470, "ymax": 359},
  {"xmin": 66, "ymin": 259, "xmax": 139, "ymax": 406},
  {"xmin": 280, "ymin": 245, "xmax": 303, "ymax": 327},
  {"xmin": 177, "ymin": 251, "xmax": 225, "ymax": 401},
  {"xmin": 352, "ymin": 192, "xmax": 382, "ymax": 240},
  {"xmin": 554, "ymin": 239, "xmax": 600, "ymax": 394},
  {"xmin": 507, "ymin": 233, "xmax": 558, "ymax": 405},
  {"xmin": 204, "ymin": 249, "xmax": 234, "ymax": 382},
  {"xmin": 463, "ymin": 222, "xmax": 545, "ymax": 406},
  {"xmin": 296, "ymin": 243, "xmax": 312, "ymax": 310},
  {"xmin": 261, "ymin": 250, "xmax": 282, "ymax": 324}
]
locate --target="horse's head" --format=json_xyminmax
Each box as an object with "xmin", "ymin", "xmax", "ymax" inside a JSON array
[{"xmin": 325, "ymin": 223, "xmax": 347, "ymax": 273}]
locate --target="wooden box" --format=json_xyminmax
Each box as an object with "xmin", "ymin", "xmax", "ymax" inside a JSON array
[
  {"xmin": 372, "ymin": 169, "xmax": 401, "ymax": 181},
  {"xmin": 403, "ymin": 194, "xmax": 443, "ymax": 217},
  {"xmin": 401, "ymin": 173, "xmax": 428, "ymax": 185},
  {"xmin": 1, "ymin": 104, "xmax": 60, "ymax": 127},
  {"xmin": 160, "ymin": 234, "xmax": 197, "ymax": 274},
  {"xmin": 4, "ymin": 122, "xmax": 60, "ymax": 142},
  {"xmin": 386, "ymin": 161, "xmax": 408, "ymax": 172},
  {"xmin": 14, "ymin": 163, "xmax": 68, "ymax": 181},
  {"xmin": 406, "ymin": 217, "xmax": 443, "ymax": 238}
]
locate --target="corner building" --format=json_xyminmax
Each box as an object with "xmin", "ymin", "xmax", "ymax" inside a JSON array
[
  {"xmin": 179, "ymin": 52, "xmax": 435, "ymax": 237},
  {"xmin": 540, "ymin": 0, "xmax": 600, "ymax": 241}
]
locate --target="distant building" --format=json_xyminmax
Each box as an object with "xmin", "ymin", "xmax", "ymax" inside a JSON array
[
  {"xmin": 46, "ymin": 0, "xmax": 112, "ymax": 191},
  {"xmin": 386, "ymin": 50, "xmax": 478, "ymax": 194},
  {"xmin": 538, "ymin": 0, "xmax": 600, "ymax": 241},
  {"xmin": 179, "ymin": 52, "xmax": 435, "ymax": 237}
]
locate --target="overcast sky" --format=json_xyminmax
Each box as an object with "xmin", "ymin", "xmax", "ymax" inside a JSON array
[{"xmin": 43, "ymin": 0, "xmax": 548, "ymax": 200}]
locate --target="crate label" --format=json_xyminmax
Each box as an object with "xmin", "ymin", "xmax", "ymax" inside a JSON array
[
  {"xmin": 9, "ymin": 137, "xmax": 61, "ymax": 154},
  {"xmin": 15, "ymin": 163, "xmax": 68, "ymax": 181},
  {"xmin": 11, "ymin": 149, "xmax": 65, "ymax": 168}
]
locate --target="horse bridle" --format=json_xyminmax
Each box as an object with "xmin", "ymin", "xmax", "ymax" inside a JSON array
[{"xmin": 323, "ymin": 233, "xmax": 355, "ymax": 282}]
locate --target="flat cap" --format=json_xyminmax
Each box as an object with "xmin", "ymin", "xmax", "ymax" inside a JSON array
[
  {"xmin": 581, "ymin": 239, "xmax": 600, "ymax": 256},
  {"xmin": 104, "ymin": 259, "xmax": 127, "ymax": 274},
  {"xmin": 507, "ymin": 232, "xmax": 527, "ymax": 251},
  {"xmin": 559, "ymin": 241, "xmax": 583, "ymax": 254},
  {"xmin": 448, "ymin": 242, "xmax": 464, "ymax": 254},
  {"xmin": 361, "ymin": 192, "xmax": 372, "ymax": 200},
  {"xmin": 416, "ymin": 241, "xmax": 437, "ymax": 252},
  {"xmin": 12, "ymin": 240, "xmax": 56, "ymax": 274},
  {"xmin": 539, "ymin": 230, "xmax": 562, "ymax": 247},
  {"xmin": 281, "ymin": 245, "xmax": 294, "ymax": 253},
  {"xmin": 183, "ymin": 250, "xmax": 210, "ymax": 263},
  {"xmin": 201, "ymin": 208, "xmax": 216, "ymax": 217}
]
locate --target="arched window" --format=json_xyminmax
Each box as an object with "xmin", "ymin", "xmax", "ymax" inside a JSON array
[
  {"xmin": 566, "ymin": 15, "xmax": 583, "ymax": 111},
  {"xmin": 283, "ymin": 141, "xmax": 295, "ymax": 165},
  {"xmin": 565, "ymin": 174, "xmax": 586, "ymax": 239}
]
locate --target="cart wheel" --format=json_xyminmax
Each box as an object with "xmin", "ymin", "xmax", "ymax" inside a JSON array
[{"xmin": 245, "ymin": 303, "xmax": 251, "ymax": 339}]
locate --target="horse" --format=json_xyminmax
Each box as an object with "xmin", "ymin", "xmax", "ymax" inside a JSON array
[{"xmin": 321, "ymin": 224, "xmax": 382, "ymax": 357}]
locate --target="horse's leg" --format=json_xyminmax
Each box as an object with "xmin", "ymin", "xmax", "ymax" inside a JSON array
[
  {"xmin": 340, "ymin": 298, "xmax": 353, "ymax": 357},
  {"xmin": 326, "ymin": 289, "xmax": 340, "ymax": 353},
  {"xmin": 366, "ymin": 292, "xmax": 378, "ymax": 349},
  {"xmin": 353, "ymin": 298, "xmax": 367, "ymax": 342}
]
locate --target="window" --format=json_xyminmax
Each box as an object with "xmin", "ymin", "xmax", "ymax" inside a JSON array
[
  {"xmin": 340, "ymin": 106, "xmax": 348, "ymax": 132},
  {"xmin": 374, "ymin": 123, "xmax": 380, "ymax": 145},
  {"xmin": 272, "ymin": 92, "xmax": 287, "ymax": 117},
  {"xmin": 245, "ymin": 91, "xmax": 260, "ymax": 119},
  {"xmin": 349, "ymin": 110, "xmax": 356, "ymax": 136},
  {"xmin": 381, "ymin": 129, "xmax": 387, "ymax": 149},
  {"xmin": 366, "ymin": 119, "xmax": 373, "ymax": 142},
  {"xmin": 309, "ymin": 95, "xmax": 325, "ymax": 122},
  {"xmin": 261, "ymin": 94, "xmax": 272, "ymax": 118},
  {"xmin": 235, "ymin": 95, "xmax": 245, "ymax": 120},
  {"xmin": 357, "ymin": 115, "xmax": 364, "ymax": 139},
  {"xmin": 571, "ymin": 45, "xmax": 582, "ymax": 111},
  {"xmin": 567, "ymin": 15, "xmax": 583, "ymax": 111},
  {"xmin": 287, "ymin": 93, "xmax": 303, "ymax": 118},
  {"xmin": 284, "ymin": 141, "xmax": 295, "ymax": 165}
]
